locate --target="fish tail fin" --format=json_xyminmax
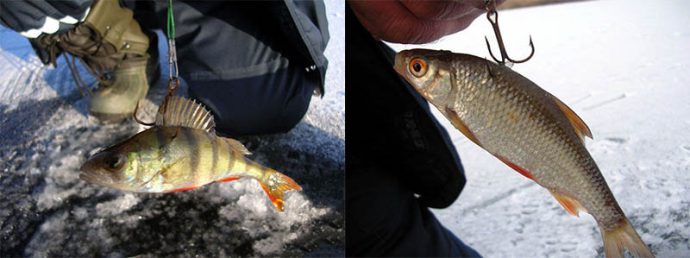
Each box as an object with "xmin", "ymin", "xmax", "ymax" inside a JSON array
[
  {"xmin": 601, "ymin": 219, "xmax": 654, "ymax": 258},
  {"xmin": 258, "ymin": 169, "xmax": 302, "ymax": 212}
]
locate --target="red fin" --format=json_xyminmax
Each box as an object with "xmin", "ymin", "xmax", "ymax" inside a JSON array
[
  {"xmin": 496, "ymin": 155, "xmax": 534, "ymax": 180},
  {"xmin": 258, "ymin": 171, "xmax": 302, "ymax": 212},
  {"xmin": 168, "ymin": 185, "xmax": 198, "ymax": 193},
  {"xmin": 216, "ymin": 176, "xmax": 240, "ymax": 183},
  {"xmin": 549, "ymin": 191, "xmax": 587, "ymax": 217}
]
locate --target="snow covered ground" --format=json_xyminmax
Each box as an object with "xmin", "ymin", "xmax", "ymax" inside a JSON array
[
  {"xmin": 0, "ymin": 1, "xmax": 343, "ymax": 257},
  {"xmin": 389, "ymin": 0, "xmax": 690, "ymax": 257}
]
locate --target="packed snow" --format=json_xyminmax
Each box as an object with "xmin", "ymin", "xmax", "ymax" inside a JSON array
[
  {"xmin": 388, "ymin": 0, "xmax": 690, "ymax": 257},
  {"xmin": 0, "ymin": 1, "xmax": 344, "ymax": 256}
]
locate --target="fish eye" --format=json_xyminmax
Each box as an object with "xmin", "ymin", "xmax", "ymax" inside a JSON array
[
  {"xmin": 409, "ymin": 58, "xmax": 428, "ymax": 77},
  {"xmin": 105, "ymin": 154, "xmax": 125, "ymax": 170}
]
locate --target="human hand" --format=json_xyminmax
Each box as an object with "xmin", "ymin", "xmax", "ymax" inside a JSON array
[{"xmin": 349, "ymin": 0, "xmax": 502, "ymax": 44}]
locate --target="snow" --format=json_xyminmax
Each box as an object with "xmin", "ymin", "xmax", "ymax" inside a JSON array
[
  {"xmin": 388, "ymin": 0, "xmax": 690, "ymax": 257},
  {"xmin": 0, "ymin": 1, "xmax": 343, "ymax": 256}
]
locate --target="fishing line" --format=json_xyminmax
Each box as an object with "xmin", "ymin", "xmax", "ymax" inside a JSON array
[
  {"xmin": 166, "ymin": 0, "xmax": 179, "ymax": 86},
  {"xmin": 133, "ymin": 0, "xmax": 180, "ymax": 126},
  {"xmin": 162, "ymin": 0, "xmax": 180, "ymax": 118}
]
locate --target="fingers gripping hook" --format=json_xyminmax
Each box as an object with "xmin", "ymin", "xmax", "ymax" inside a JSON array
[{"xmin": 484, "ymin": 0, "xmax": 535, "ymax": 65}]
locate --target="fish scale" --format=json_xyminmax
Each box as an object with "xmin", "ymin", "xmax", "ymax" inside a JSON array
[
  {"xmin": 395, "ymin": 49, "xmax": 653, "ymax": 257},
  {"xmin": 452, "ymin": 54, "xmax": 612, "ymax": 219}
]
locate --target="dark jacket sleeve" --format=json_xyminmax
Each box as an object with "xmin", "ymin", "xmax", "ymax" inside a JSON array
[
  {"xmin": 0, "ymin": 0, "xmax": 91, "ymax": 34},
  {"xmin": 346, "ymin": 5, "xmax": 467, "ymax": 209},
  {"xmin": 277, "ymin": 0, "xmax": 329, "ymax": 95}
]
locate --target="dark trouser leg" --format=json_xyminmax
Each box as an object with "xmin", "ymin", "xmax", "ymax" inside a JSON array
[
  {"xmin": 345, "ymin": 4, "xmax": 479, "ymax": 257},
  {"xmin": 187, "ymin": 66, "xmax": 314, "ymax": 136},
  {"xmin": 127, "ymin": 1, "xmax": 318, "ymax": 136},
  {"xmin": 346, "ymin": 166, "xmax": 481, "ymax": 257}
]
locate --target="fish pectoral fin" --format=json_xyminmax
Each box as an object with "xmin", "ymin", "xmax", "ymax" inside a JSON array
[
  {"xmin": 258, "ymin": 171, "xmax": 302, "ymax": 212},
  {"xmin": 444, "ymin": 107, "xmax": 483, "ymax": 147},
  {"xmin": 216, "ymin": 176, "xmax": 240, "ymax": 183},
  {"xmin": 549, "ymin": 190, "xmax": 587, "ymax": 217},
  {"xmin": 551, "ymin": 95, "xmax": 593, "ymax": 141},
  {"xmin": 222, "ymin": 138, "xmax": 251, "ymax": 155},
  {"xmin": 495, "ymin": 155, "xmax": 534, "ymax": 180}
]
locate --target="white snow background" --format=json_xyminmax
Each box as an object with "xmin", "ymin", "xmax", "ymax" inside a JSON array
[
  {"xmin": 388, "ymin": 0, "xmax": 690, "ymax": 257},
  {"xmin": 0, "ymin": 1, "xmax": 344, "ymax": 257}
]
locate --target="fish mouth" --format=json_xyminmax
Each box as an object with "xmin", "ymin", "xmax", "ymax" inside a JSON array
[
  {"xmin": 79, "ymin": 163, "xmax": 114, "ymax": 186},
  {"xmin": 79, "ymin": 171, "xmax": 108, "ymax": 185},
  {"xmin": 79, "ymin": 172, "xmax": 119, "ymax": 189},
  {"xmin": 79, "ymin": 162, "xmax": 97, "ymax": 183}
]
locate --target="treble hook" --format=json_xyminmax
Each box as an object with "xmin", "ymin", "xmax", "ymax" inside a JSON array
[{"xmin": 484, "ymin": 0, "xmax": 535, "ymax": 65}]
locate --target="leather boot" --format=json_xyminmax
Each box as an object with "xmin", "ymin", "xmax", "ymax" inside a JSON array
[{"xmin": 31, "ymin": 0, "xmax": 159, "ymax": 122}]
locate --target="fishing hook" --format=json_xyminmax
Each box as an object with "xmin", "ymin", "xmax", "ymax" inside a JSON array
[
  {"xmin": 484, "ymin": 59, "xmax": 496, "ymax": 77},
  {"xmin": 133, "ymin": 100, "xmax": 156, "ymax": 126},
  {"xmin": 132, "ymin": 77, "xmax": 179, "ymax": 126},
  {"xmin": 484, "ymin": 0, "xmax": 535, "ymax": 65},
  {"xmin": 161, "ymin": 78, "xmax": 179, "ymax": 112}
]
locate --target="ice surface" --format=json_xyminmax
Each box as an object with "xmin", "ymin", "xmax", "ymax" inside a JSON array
[
  {"xmin": 0, "ymin": 1, "xmax": 344, "ymax": 256},
  {"xmin": 389, "ymin": 0, "xmax": 690, "ymax": 257}
]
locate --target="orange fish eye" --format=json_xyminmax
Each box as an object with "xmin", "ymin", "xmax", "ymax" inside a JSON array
[{"xmin": 409, "ymin": 58, "xmax": 428, "ymax": 77}]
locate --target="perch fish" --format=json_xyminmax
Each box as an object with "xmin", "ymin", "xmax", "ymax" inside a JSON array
[
  {"xmin": 395, "ymin": 49, "xmax": 653, "ymax": 258},
  {"xmin": 80, "ymin": 96, "xmax": 301, "ymax": 211}
]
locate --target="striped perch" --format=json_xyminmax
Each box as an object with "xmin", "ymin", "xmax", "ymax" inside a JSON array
[{"xmin": 80, "ymin": 96, "xmax": 301, "ymax": 211}]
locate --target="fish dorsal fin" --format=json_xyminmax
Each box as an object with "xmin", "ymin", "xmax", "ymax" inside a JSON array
[
  {"xmin": 550, "ymin": 95, "xmax": 592, "ymax": 141},
  {"xmin": 223, "ymin": 138, "xmax": 252, "ymax": 155},
  {"xmin": 155, "ymin": 96, "xmax": 216, "ymax": 133}
]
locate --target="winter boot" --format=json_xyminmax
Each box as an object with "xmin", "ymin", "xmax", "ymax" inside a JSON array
[{"xmin": 31, "ymin": 0, "xmax": 159, "ymax": 122}]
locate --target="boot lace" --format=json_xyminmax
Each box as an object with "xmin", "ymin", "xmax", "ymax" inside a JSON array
[{"xmin": 38, "ymin": 25, "xmax": 126, "ymax": 97}]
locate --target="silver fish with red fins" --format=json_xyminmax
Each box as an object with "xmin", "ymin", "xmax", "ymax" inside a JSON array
[
  {"xmin": 395, "ymin": 49, "xmax": 654, "ymax": 258},
  {"xmin": 80, "ymin": 96, "xmax": 301, "ymax": 211}
]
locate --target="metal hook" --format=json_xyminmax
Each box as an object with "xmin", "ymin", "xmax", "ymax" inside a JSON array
[
  {"xmin": 484, "ymin": 0, "xmax": 534, "ymax": 65},
  {"xmin": 133, "ymin": 100, "xmax": 156, "ymax": 126},
  {"xmin": 160, "ymin": 78, "xmax": 179, "ymax": 113},
  {"xmin": 132, "ymin": 77, "xmax": 180, "ymax": 127}
]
